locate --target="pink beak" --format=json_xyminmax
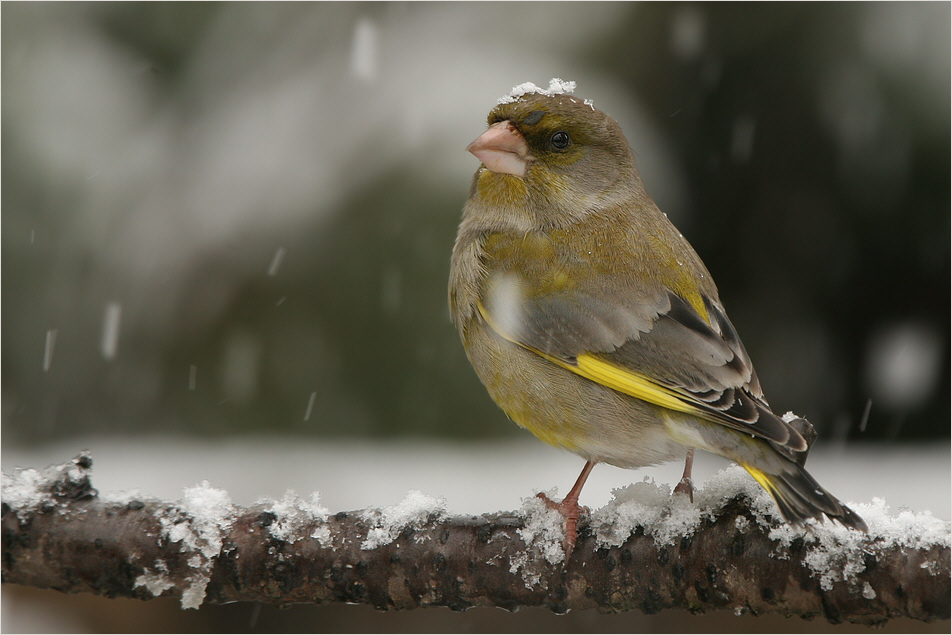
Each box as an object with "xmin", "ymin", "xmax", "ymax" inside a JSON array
[{"xmin": 466, "ymin": 121, "xmax": 529, "ymax": 177}]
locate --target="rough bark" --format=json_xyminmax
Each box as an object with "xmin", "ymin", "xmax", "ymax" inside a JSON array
[{"xmin": 2, "ymin": 454, "xmax": 949, "ymax": 625}]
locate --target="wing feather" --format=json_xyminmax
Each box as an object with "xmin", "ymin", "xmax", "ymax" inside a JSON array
[{"xmin": 479, "ymin": 281, "xmax": 808, "ymax": 453}]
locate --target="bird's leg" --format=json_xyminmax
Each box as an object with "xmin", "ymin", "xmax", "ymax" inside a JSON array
[
  {"xmin": 536, "ymin": 460, "xmax": 596, "ymax": 560},
  {"xmin": 673, "ymin": 448, "xmax": 695, "ymax": 503}
]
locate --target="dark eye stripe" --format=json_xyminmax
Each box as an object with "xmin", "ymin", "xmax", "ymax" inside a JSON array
[{"xmin": 523, "ymin": 111, "xmax": 545, "ymax": 126}]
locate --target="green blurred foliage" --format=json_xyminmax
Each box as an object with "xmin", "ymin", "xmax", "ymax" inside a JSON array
[{"xmin": 2, "ymin": 2, "xmax": 948, "ymax": 444}]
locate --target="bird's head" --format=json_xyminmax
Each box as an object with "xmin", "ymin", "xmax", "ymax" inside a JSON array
[{"xmin": 466, "ymin": 91, "xmax": 641, "ymax": 226}]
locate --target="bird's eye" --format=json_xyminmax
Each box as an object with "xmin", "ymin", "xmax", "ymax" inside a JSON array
[{"xmin": 550, "ymin": 131, "xmax": 571, "ymax": 150}]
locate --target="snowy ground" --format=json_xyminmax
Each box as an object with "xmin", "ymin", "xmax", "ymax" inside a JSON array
[{"xmin": 2, "ymin": 436, "xmax": 948, "ymax": 520}]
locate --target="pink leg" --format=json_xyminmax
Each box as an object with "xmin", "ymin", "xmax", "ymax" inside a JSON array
[
  {"xmin": 673, "ymin": 448, "xmax": 695, "ymax": 503},
  {"xmin": 537, "ymin": 460, "xmax": 596, "ymax": 560}
]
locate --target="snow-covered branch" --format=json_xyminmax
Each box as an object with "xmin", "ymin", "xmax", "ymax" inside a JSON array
[{"xmin": 2, "ymin": 454, "xmax": 949, "ymax": 625}]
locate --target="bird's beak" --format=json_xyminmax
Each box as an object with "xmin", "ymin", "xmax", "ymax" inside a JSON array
[{"xmin": 466, "ymin": 121, "xmax": 529, "ymax": 177}]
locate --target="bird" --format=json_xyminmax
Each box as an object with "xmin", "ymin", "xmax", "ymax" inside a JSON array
[{"xmin": 448, "ymin": 81, "xmax": 867, "ymax": 558}]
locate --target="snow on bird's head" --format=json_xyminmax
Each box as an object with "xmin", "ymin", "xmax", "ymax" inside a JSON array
[{"xmin": 498, "ymin": 78, "xmax": 578, "ymax": 105}]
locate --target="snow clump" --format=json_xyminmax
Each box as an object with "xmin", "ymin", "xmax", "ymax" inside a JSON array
[
  {"xmin": 136, "ymin": 481, "xmax": 236, "ymax": 610},
  {"xmin": 260, "ymin": 489, "xmax": 332, "ymax": 546},
  {"xmin": 360, "ymin": 489, "xmax": 446, "ymax": 550},
  {"xmin": 498, "ymin": 78, "xmax": 577, "ymax": 104},
  {"xmin": 508, "ymin": 490, "xmax": 568, "ymax": 588},
  {"xmin": 1, "ymin": 452, "xmax": 94, "ymax": 521}
]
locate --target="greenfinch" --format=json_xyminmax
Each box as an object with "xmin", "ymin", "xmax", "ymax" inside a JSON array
[{"xmin": 449, "ymin": 81, "xmax": 866, "ymax": 557}]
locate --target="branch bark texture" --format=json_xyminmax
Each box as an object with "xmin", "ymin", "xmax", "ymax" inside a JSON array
[{"xmin": 2, "ymin": 453, "xmax": 949, "ymax": 625}]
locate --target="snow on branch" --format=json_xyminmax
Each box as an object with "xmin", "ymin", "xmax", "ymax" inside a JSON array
[{"xmin": 2, "ymin": 453, "xmax": 949, "ymax": 625}]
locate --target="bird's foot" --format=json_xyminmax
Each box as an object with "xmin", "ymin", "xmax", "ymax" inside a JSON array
[
  {"xmin": 674, "ymin": 449, "xmax": 695, "ymax": 503},
  {"xmin": 536, "ymin": 492, "xmax": 589, "ymax": 559},
  {"xmin": 673, "ymin": 477, "xmax": 695, "ymax": 503}
]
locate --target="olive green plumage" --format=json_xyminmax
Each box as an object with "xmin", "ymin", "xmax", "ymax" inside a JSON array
[{"xmin": 449, "ymin": 88, "xmax": 866, "ymax": 533}]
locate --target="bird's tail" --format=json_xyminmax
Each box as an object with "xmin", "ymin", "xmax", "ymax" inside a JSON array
[{"xmin": 743, "ymin": 463, "xmax": 868, "ymax": 532}]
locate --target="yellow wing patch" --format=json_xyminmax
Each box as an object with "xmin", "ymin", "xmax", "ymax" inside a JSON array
[
  {"xmin": 572, "ymin": 354, "xmax": 702, "ymax": 415},
  {"xmin": 476, "ymin": 299, "xmax": 707, "ymax": 420}
]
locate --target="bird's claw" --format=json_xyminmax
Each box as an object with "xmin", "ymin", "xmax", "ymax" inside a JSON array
[{"xmin": 535, "ymin": 492, "xmax": 589, "ymax": 559}]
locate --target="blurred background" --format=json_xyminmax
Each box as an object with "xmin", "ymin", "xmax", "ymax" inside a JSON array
[{"xmin": 2, "ymin": 2, "xmax": 949, "ymax": 633}]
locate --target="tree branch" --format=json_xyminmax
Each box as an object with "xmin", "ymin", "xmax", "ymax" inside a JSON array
[{"xmin": 2, "ymin": 453, "xmax": 949, "ymax": 625}]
